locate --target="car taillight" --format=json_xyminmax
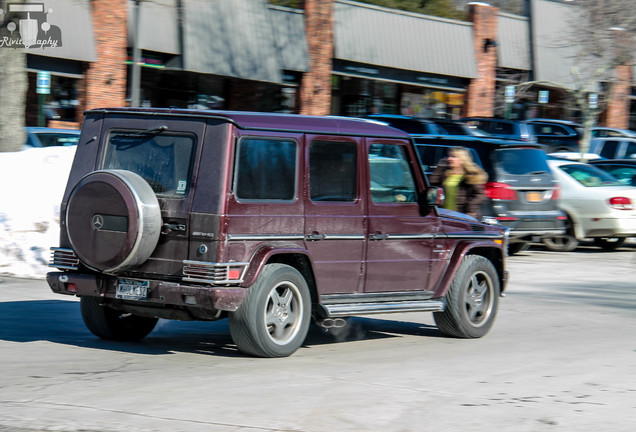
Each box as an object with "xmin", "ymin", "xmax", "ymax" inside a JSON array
[
  {"xmin": 608, "ymin": 197, "xmax": 633, "ymax": 210},
  {"xmin": 485, "ymin": 182, "xmax": 518, "ymax": 200},
  {"xmin": 551, "ymin": 185, "xmax": 560, "ymax": 200}
]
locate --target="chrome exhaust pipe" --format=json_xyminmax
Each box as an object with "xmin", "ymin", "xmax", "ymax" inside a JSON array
[{"xmin": 316, "ymin": 318, "xmax": 347, "ymax": 328}]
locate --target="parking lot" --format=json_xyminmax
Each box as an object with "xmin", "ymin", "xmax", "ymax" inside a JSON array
[{"xmin": 1, "ymin": 243, "xmax": 635, "ymax": 432}]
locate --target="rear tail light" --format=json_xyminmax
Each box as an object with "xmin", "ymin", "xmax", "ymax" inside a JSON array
[
  {"xmin": 551, "ymin": 185, "xmax": 560, "ymax": 200},
  {"xmin": 485, "ymin": 182, "xmax": 518, "ymax": 200},
  {"xmin": 608, "ymin": 197, "xmax": 633, "ymax": 210}
]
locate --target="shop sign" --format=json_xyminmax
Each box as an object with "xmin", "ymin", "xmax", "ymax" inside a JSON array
[
  {"xmin": 505, "ymin": 85, "xmax": 515, "ymax": 103},
  {"xmin": 36, "ymin": 71, "xmax": 51, "ymax": 94},
  {"xmin": 333, "ymin": 60, "xmax": 467, "ymax": 91}
]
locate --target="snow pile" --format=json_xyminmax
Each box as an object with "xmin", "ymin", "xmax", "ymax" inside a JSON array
[{"xmin": 0, "ymin": 146, "xmax": 76, "ymax": 279}]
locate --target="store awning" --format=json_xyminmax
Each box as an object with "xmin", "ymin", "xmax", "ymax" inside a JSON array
[
  {"xmin": 180, "ymin": 0, "xmax": 283, "ymax": 84},
  {"xmin": 498, "ymin": 13, "xmax": 530, "ymax": 71},
  {"xmin": 127, "ymin": 0, "xmax": 180, "ymax": 55},
  {"xmin": 334, "ymin": 0, "xmax": 477, "ymax": 81},
  {"xmin": 23, "ymin": 0, "xmax": 96, "ymax": 62}
]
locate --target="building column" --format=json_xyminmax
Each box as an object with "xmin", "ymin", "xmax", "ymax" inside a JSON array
[
  {"xmin": 605, "ymin": 65, "xmax": 632, "ymax": 129},
  {"xmin": 78, "ymin": 0, "xmax": 128, "ymax": 123},
  {"xmin": 464, "ymin": 2, "xmax": 498, "ymax": 118},
  {"xmin": 298, "ymin": 0, "xmax": 333, "ymax": 116}
]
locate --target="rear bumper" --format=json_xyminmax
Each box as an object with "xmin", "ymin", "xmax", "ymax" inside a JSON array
[
  {"xmin": 582, "ymin": 216, "xmax": 636, "ymax": 238},
  {"xmin": 493, "ymin": 211, "xmax": 566, "ymax": 240},
  {"xmin": 46, "ymin": 271, "xmax": 247, "ymax": 313}
]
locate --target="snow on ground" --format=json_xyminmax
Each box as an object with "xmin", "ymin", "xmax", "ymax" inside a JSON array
[{"xmin": 0, "ymin": 146, "xmax": 76, "ymax": 279}]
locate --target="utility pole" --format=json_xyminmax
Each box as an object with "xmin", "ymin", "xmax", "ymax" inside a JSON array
[{"xmin": 130, "ymin": 0, "xmax": 142, "ymax": 106}]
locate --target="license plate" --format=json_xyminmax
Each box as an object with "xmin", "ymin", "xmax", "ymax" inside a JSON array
[
  {"xmin": 526, "ymin": 192, "xmax": 543, "ymax": 202},
  {"xmin": 116, "ymin": 279, "xmax": 148, "ymax": 300}
]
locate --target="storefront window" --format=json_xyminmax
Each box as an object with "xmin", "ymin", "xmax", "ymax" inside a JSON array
[
  {"xmin": 46, "ymin": 76, "xmax": 79, "ymax": 123},
  {"xmin": 401, "ymin": 90, "xmax": 464, "ymax": 119}
]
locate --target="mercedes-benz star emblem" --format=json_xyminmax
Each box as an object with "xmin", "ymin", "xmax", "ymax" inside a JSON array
[{"xmin": 92, "ymin": 214, "xmax": 104, "ymax": 230}]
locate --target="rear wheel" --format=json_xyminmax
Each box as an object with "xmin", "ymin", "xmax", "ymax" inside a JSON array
[
  {"xmin": 434, "ymin": 255, "xmax": 499, "ymax": 338},
  {"xmin": 593, "ymin": 237, "xmax": 626, "ymax": 251},
  {"xmin": 229, "ymin": 264, "xmax": 311, "ymax": 357},
  {"xmin": 542, "ymin": 217, "xmax": 578, "ymax": 252},
  {"xmin": 542, "ymin": 234, "xmax": 578, "ymax": 252},
  {"xmin": 80, "ymin": 296, "xmax": 158, "ymax": 341}
]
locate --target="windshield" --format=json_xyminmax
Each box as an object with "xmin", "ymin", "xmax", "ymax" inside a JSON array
[
  {"xmin": 560, "ymin": 164, "xmax": 622, "ymax": 187},
  {"xmin": 103, "ymin": 130, "xmax": 196, "ymax": 197},
  {"xmin": 493, "ymin": 148, "xmax": 550, "ymax": 175}
]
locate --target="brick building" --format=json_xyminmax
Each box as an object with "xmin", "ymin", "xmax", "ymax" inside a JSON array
[{"xmin": 18, "ymin": 0, "xmax": 636, "ymax": 130}]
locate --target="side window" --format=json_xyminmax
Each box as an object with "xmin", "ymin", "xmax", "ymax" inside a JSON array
[
  {"xmin": 536, "ymin": 124, "xmax": 569, "ymax": 136},
  {"xmin": 309, "ymin": 141, "xmax": 357, "ymax": 202},
  {"xmin": 235, "ymin": 138, "xmax": 297, "ymax": 201},
  {"xmin": 368, "ymin": 143, "xmax": 417, "ymax": 203},
  {"xmin": 599, "ymin": 140, "xmax": 619, "ymax": 159},
  {"xmin": 624, "ymin": 141, "xmax": 636, "ymax": 158}
]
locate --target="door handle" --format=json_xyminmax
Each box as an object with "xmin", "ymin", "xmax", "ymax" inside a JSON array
[
  {"xmin": 305, "ymin": 233, "xmax": 325, "ymax": 241},
  {"xmin": 369, "ymin": 233, "xmax": 388, "ymax": 241}
]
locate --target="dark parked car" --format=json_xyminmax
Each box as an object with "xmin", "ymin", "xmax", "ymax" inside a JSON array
[
  {"xmin": 47, "ymin": 108, "xmax": 508, "ymax": 357},
  {"xmin": 366, "ymin": 114, "xmax": 489, "ymax": 137},
  {"xmin": 591, "ymin": 127, "xmax": 636, "ymax": 139},
  {"xmin": 460, "ymin": 117, "xmax": 583, "ymax": 153},
  {"xmin": 588, "ymin": 159, "xmax": 636, "ymax": 186},
  {"xmin": 413, "ymin": 135, "xmax": 566, "ymax": 254},
  {"xmin": 24, "ymin": 127, "xmax": 80, "ymax": 148},
  {"xmin": 588, "ymin": 137, "xmax": 636, "ymax": 160}
]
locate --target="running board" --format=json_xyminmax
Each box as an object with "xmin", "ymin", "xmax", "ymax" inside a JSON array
[{"xmin": 320, "ymin": 299, "xmax": 446, "ymax": 318}]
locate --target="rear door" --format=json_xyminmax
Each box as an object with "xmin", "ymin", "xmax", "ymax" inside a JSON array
[
  {"xmin": 303, "ymin": 136, "xmax": 366, "ymax": 294},
  {"xmin": 364, "ymin": 139, "xmax": 439, "ymax": 293},
  {"xmin": 99, "ymin": 115, "xmax": 205, "ymax": 275}
]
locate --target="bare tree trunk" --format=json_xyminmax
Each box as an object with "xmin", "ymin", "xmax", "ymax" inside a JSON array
[{"xmin": 0, "ymin": 49, "xmax": 27, "ymax": 153}]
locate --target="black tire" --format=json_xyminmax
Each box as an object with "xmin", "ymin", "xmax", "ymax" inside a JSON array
[
  {"xmin": 593, "ymin": 237, "xmax": 626, "ymax": 251},
  {"xmin": 434, "ymin": 255, "xmax": 499, "ymax": 338},
  {"xmin": 507, "ymin": 242, "xmax": 528, "ymax": 255},
  {"xmin": 542, "ymin": 217, "xmax": 578, "ymax": 252},
  {"xmin": 542, "ymin": 235, "xmax": 578, "ymax": 252},
  {"xmin": 80, "ymin": 296, "xmax": 158, "ymax": 341},
  {"xmin": 229, "ymin": 264, "xmax": 311, "ymax": 358}
]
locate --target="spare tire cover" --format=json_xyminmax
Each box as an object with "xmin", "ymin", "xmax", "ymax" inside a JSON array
[{"xmin": 66, "ymin": 169, "xmax": 162, "ymax": 273}]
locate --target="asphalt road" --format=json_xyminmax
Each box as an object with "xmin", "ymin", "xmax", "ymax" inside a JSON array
[{"xmin": 1, "ymin": 243, "xmax": 635, "ymax": 432}]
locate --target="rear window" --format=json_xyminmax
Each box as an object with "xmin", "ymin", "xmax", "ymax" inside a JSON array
[
  {"xmin": 493, "ymin": 148, "xmax": 550, "ymax": 175},
  {"xmin": 466, "ymin": 120, "xmax": 515, "ymax": 135},
  {"xmin": 560, "ymin": 164, "xmax": 622, "ymax": 187},
  {"xmin": 103, "ymin": 130, "xmax": 196, "ymax": 197}
]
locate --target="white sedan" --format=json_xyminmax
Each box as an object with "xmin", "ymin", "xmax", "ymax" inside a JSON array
[{"xmin": 542, "ymin": 158, "xmax": 636, "ymax": 251}]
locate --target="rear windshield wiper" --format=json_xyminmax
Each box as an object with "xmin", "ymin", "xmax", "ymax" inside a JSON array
[
  {"xmin": 131, "ymin": 125, "xmax": 168, "ymax": 136},
  {"xmin": 111, "ymin": 126, "xmax": 169, "ymax": 149}
]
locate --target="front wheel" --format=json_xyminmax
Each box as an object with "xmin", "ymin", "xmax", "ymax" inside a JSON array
[
  {"xmin": 229, "ymin": 264, "xmax": 311, "ymax": 357},
  {"xmin": 434, "ymin": 255, "xmax": 499, "ymax": 338},
  {"xmin": 593, "ymin": 237, "xmax": 626, "ymax": 251},
  {"xmin": 80, "ymin": 296, "xmax": 158, "ymax": 341}
]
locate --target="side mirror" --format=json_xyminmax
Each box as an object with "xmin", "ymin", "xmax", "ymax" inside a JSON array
[{"xmin": 426, "ymin": 187, "xmax": 445, "ymax": 207}]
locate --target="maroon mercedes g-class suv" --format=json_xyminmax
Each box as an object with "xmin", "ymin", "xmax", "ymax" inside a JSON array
[{"xmin": 47, "ymin": 108, "xmax": 509, "ymax": 357}]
